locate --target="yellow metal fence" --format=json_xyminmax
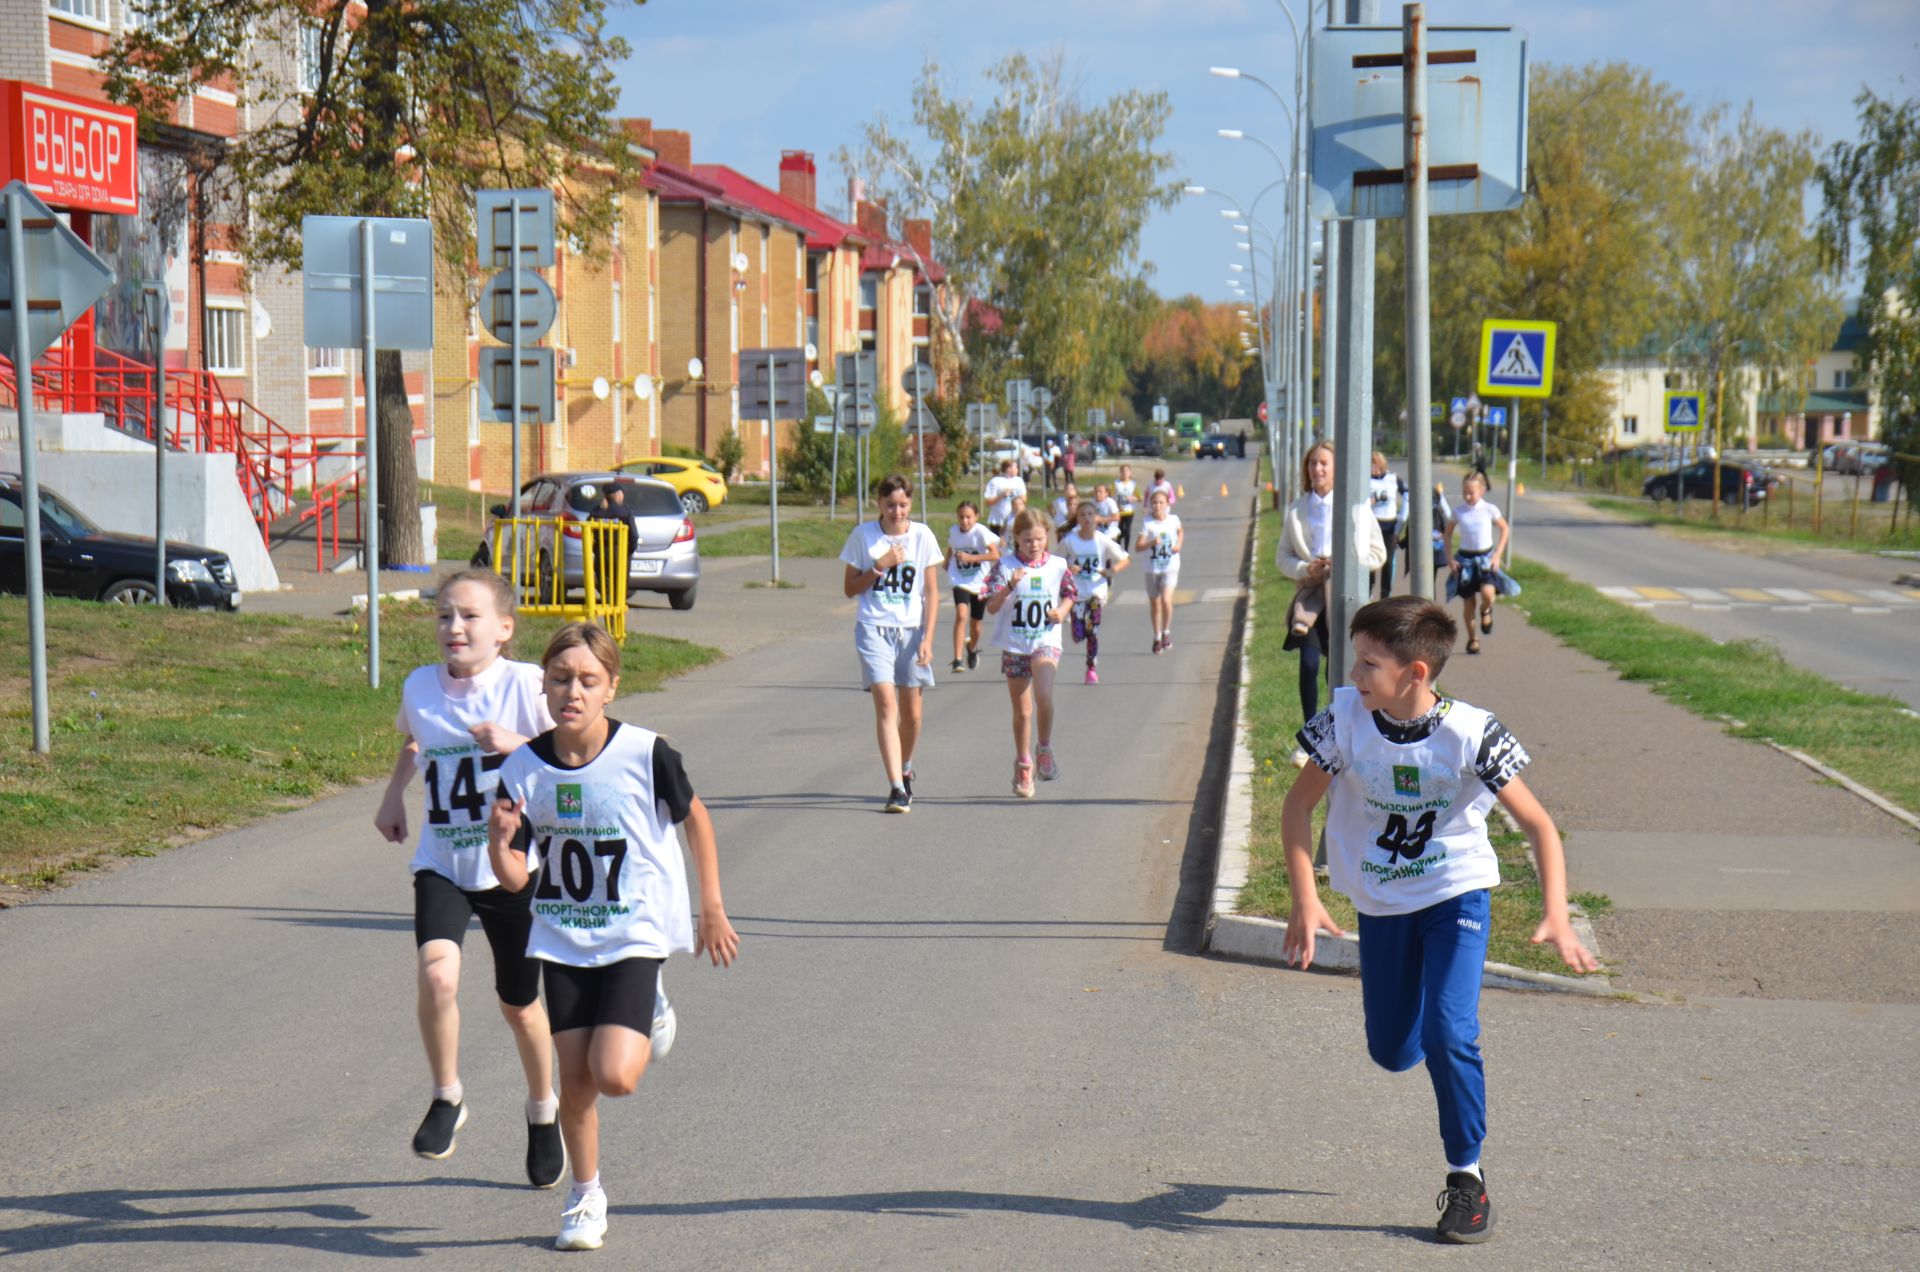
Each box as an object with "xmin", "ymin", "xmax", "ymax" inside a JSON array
[{"xmin": 488, "ymin": 517, "xmax": 630, "ymax": 642}]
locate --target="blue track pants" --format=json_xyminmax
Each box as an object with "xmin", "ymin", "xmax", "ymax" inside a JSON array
[{"xmin": 1356, "ymin": 888, "xmax": 1491, "ymax": 1168}]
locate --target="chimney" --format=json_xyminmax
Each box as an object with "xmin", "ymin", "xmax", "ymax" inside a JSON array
[
  {"xmin": 779, "ymin": 150, "xmax": 817, "ymax": 209},
  {"xmin": 847, "ymin": 176, "xmax": 863, "ymax": 222},
  {"xmin": 622, "ymin": 117, "xmax": 654, "ymax": 149},
  {"xmin": 654, "ymin": 129, "xmax": 692, "ymax": 170},
  {"xmin": 856, "ymin": 198, "xmax": 889, "ymax": 242},
  {"xmin": 904, "ymin": 218, "xmax": 932, "ymax": 264}
]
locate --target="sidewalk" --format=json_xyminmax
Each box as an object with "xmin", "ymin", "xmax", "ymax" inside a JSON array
[{"xmin": 1434, "ymin": 598, "xmax": 1920, "ymax": 1004}]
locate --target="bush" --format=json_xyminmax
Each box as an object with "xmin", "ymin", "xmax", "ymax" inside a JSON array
[
  {"xmin": 780, "ymin": 388, "xmax": 906, "ymax": 500},
  {"xmin": 711, "ymin": 429, "xmax": 746, "ymax": 483}
]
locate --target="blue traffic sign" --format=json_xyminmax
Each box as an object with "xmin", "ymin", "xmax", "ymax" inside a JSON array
[
  {"xmin": 1450, "ymin": 396, "xmax": 1468, "ymax": 415},
  {"xmin": 1664, "ymin": 391, "xmax": 1704, "ymax": 433},
  {"xmin": 1477, "ymin": 319, "xmax": 1557, "ymax": 398},
  {"xmin": 1485, "ymin": 406, "xmax": 1507, "ymax": 427}
]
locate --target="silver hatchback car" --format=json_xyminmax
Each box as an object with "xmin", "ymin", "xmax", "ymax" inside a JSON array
[{"xmin": 481, "ymin": 471, "xmax": 700, "ymax": 611}]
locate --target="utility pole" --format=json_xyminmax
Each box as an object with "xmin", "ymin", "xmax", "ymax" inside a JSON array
[
  {"xmin": 1327, "ymin": 0, "xmax": 1380, "ymax": 686},
  {"xmin": 1401, "ymin": 1, "xmax": 1434, "ymax": 600}
]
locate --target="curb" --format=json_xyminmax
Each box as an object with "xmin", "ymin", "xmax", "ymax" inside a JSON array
[
  {"xmin": 1201, "ymin": 491, "xmax": 1612, "ymax": 996},
  {"xmin": 349, "ymin": 589, "xmax": 421, "ymax": 609}
]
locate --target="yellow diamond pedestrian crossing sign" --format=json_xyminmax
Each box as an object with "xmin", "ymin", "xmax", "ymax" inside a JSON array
[
  {"xmin": 1664, "ymin": 391, "xmax": 1704, "ymax": 433},
  {"xmin": 1477, "ymin": 319, "xmax": 1556, "ymax": 398}
]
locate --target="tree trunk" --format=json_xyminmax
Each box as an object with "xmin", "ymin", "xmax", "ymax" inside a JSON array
[{"xmin": 376, "ymin": 347, "xmax": 423, "ymax": 564}]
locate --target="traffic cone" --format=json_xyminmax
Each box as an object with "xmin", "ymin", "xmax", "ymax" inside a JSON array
[
  {"xmin": 1220, "ymin": 483, "xmax": 1229, "ymax": 497},
  {"xmin": 1518, "ymin": 482, "xmax": 1527, "ymax": 496},
  {"xmin": 1176, "ymin": 485, "xmax": 1185, "ymax": 499}
]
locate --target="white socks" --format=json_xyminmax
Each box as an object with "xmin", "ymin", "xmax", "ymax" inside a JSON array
[
  {"xmin": 571, "ymin": 1172, "xmax": 603, "ymax": 1200},
  {"xmin": 434, "ymin": 1081, "xmax": 464, "ymax": 1106},
  {"xmin": 527, "ymin": 1094, "xmax": 559, "ymax": 1125},
  {"xmin": 1452, "ymin": 1161, "xmax": 1483, "ymax": 1180}
]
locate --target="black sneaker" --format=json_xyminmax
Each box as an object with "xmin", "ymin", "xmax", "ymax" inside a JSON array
[
  {"xmin": 527, "ymin": 1117, "xmax": 566, "ymax": 1189},
  {"xmin": 902, "ymin": 765, "xmax": 914, "ymax": 799},
  {"xmin": 885, "ymin": 785, "xmax": 911, "ymax": 813},
  {"xmin": 967, "ymin": 648, "xmax": 979, "ymax": 671},
  {"xmin": 1435, "ymin": 1170, "xmax": 1493, "ymax": 1244},
  {"xmin": 950, "ymin": 658, "xmax": 965, "ymax": 672},
  {"xmin": 412, "ymin": 1099, "xmax": 467, "ymax": 1160}
]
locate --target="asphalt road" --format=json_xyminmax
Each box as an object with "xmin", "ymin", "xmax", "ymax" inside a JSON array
[{"xmin": 3, "ymin": 456, "xmax": 1916, "ymax": 1269}]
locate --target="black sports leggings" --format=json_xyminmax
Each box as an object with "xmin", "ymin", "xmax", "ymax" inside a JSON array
[{"xmin": 1299, "ymin": 611, "xmax": 1330, "ymax": 719}]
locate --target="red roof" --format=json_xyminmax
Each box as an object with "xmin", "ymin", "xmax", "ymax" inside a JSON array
[{"xmin": 691, "ymin": 163, "xmax": 866, "ymax": 253}]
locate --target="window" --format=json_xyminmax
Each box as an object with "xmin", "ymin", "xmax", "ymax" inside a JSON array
[
  {"xmin": 467, "ymin": 383, "xmax": 479, "ymax": 446},
  {"xmin": 307, "ymin": 346, "xmax": 344, "ymax": 374},
  {"xmin": 205, "ymin": 303, "xmax": 245, "ymax": 374},
  {"xmin": 730, "ymin": 298, "xmax": 739, "ymax": 354},
  {"xmin": 859, "ymin": 276, "xmax": 877, "ymax": 311},
  {"xmin": 123, "ymin": 0, "xmax": 151, "ymax": 30},
  {"xmin": 914, "ymin": 284, "xmax": 932, "ymax": 318},
  {"xmin": 612, "ymin": 281, "xmax": 623, "ymax": 345},
  {"xmin": 1834, "ymin": 369, "xmax": 1856, "ymax": 390},
  {"xmin": 1663, "ymin": 372, "xmax": 1681, "ymax": 390},
  {"xmin": 806, "ymin": 254, "xmax": 820, "ymax": 296},
  {"xmin": 806, "ymin": 316, "xmax": 820, "ymax": 356},
  {"xmin": 297, "ymin": 21, "xmax": 325, "ymax": 93},
  {"xmin": 759, "ymin": 226, "xmax": 768, "ymax": 275},
  {"xmin": 51, "ymin": 0, "xmax": 106, "ymax": 24},
  {"xmin": 1621, "ymin": 415, "xmax": 1638, "ymax": 436}
]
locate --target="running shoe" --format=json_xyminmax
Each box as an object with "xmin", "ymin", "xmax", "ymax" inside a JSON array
[
  {"xmin": 556, "ymin": 1189, "xmax": 609, "ymax": 1251},
  {"xmin": 1152, "ymin": 636, "xmax": 1163, "ymax": 654},
  {"xmin": 1481, "ymin": 612, "xmax": 1494, "ymax": 635},
  {"xmin": 1162, "ymin": 631, "xmax": 1174, "ymax": 651},
  {"xmin": 1036, "ymin": 746, "xmax": 1060, "ymax": 781},
  {"xmin": 1435, "ymin": 1171, "xmax": 1493, "ymax": 1244},
  {"xmin": 950, "ymin": 658, "xmax": 965, "ymax": 672},
  {"xmin": 1085, "ymin": 665, "xmax": 1099, "ymax": 685},
  {"xmin": 651, "ymin": 975, "xmax": 676, "ymax": 1061},
  {"xmin": 526, "ymin": 1117, "xmax": 565, "ymax": 1189},
  {"xmin": 967, "ymin": 648, "xmax": 979, "ymax": 671},
  {"xmin": 902, "ymin": 763, "xmax": 914, "ymax": 799},
  {"xmin": 412, "ymin": 1098, "xmax": 467, "ymax": 1160},
  {"xmin": 1013, "ymin": 758, "xmax": 1035, "ymax": 799},
  {"xmin": 885, "ymin": 785, "xmax": 911, "ymax": 813}
]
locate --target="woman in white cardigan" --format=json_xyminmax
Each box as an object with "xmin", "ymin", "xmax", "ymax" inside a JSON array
[{"xmin": 1277, "ymin": 441, "xmax": 1387, "ymax": 752}]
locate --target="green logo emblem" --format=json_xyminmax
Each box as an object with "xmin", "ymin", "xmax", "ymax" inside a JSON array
[
  {"xmin": 1392, "ymin": 766, "xmax": 1421, "ymax": 796},
  {"xmin": 556, "ymin": 784, "xmax": 584, "ymax": 818}
]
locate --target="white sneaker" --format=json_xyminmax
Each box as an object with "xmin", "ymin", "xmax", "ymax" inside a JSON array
[
  {"xmin": 556, "ymin": 1189, "xmax": 608, "ymax": 1251},
  {"xmin": 651, "ymin": 998, "xmax": 677, "ymax": 1062}
]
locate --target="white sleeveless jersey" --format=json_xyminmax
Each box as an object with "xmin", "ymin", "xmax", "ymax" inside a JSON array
[
  {"xmin": 1139, "ymin": 515, "xmax": 1181, "ymax": 574},
  {"xmin": 399, "ymin": 659, "xmax": 553, "ymax": 890},
  {"xmin": 1059, "ymin": 529, "xmax": 1128, "ymax": 605},
  {"xmin": 987, "ymin": 554, "xmax": 1074, "ymax": 655},
  {"xmin": 946, "ymin": 523, "xmax": 1000, "ymax": 595},
  {"xmin": 1298, "ymin": 687, "xmax": 1526, "ymax": 917},
  {"xmin": 1114, "ymin": 479, "xmax": 1138, "ymax": 514},
  {"xmin": 497, "ymin": 722, "xmax": 695, "ymax": 966}
]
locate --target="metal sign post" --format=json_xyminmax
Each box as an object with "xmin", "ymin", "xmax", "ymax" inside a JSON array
[
  {"xmin": 142, "ymin": 283, "xmax": 168, "ymax": 607},
  {"xmin": 475, "ymin": 189, "xmax": 557, "ymax": 519},
  {"xmin": 902, "ymin": 361, "xmax": 936, "ymax": 520},
  {"xmin": 741, "ymin": 346, "xmax": 807, "ymax": 583},
  {"xmin": 1, "ymin": 180, "xmax": 116, "ymax": 753}
]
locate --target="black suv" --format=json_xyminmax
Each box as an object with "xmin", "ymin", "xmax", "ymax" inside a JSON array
[
  {"xmin": 0, "ymin": 475, "xmax": 242, "ymax": 608},
  {"xmin": 1642, "ymin": 461, "xmax": 1778, "ymax": 506},
  {"xmin": 1197, "ymin": 434, "xmax": 1247, "ymax": 459}
]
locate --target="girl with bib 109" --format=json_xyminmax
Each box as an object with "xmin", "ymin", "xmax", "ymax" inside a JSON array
[
  {"xmin": 489, "ymin": 622, "xmax": 740, "ymax": 1252},
  {"xmin": 983, "ymin": 508, "xmax": 1078, "ymax": 797}
]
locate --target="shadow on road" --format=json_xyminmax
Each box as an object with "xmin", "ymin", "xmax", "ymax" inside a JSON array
[{"xmin": 731, "ymin": 913, "xmax": 1164, "ymax": 943}]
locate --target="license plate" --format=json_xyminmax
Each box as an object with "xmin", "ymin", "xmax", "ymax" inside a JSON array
[{"xmin": 633, "ymin": 560, "xmax": 664, "ymax": 575}]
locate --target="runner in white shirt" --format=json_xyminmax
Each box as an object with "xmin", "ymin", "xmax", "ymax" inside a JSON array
[
  {"xmin": 982, "ymin": 508, "xmax": 1079, "ymax": 797},
  {"xmin": 1090, "ymin": 483, "xmax": 1123, "ymax": 540},
  {"xmin": 1060, "ymin": 499, "xmax": 1130, "ymax": 684},
  {"xmin": 983, "ymin": 460, "xmax": 1026, "ymax": 537},
  {"xmin": 371, "ymin": 569, "xmax": 566, "ymax": 1186},
  {"xmin": 1443, "ymin": 471, "xmax": 1511, "ymax": 655},
  {"xmin": 946, "ymin": 500, "xmax": 1001, "ymax": 673},
  {"xmin": 490, "ymin": 622, "xmax": 739, "ymax": 1252},
  {"xmin": 839, "ymin": 474, "xmax": 945, "ymax": 812},
  {"xmin": 1134, "ymin": 487, "xmax": 1184, "ymax": 653},
  {"xmin": 1050, "ymin": 482, "xmax": 1079, "ymax": 535},
  {"xmin": 1113, "ymin": 464, "xmax": 1140, "ymax": 547}
]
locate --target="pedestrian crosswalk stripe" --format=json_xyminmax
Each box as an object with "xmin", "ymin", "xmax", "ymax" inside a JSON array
[
  {"xmin": 1634, "ymin": 586, "xmax": 1685, "ymax": 602},
  {"xmin": 1598, "ymin": 586, "xmax": 1640, "ymax": 601},
  {"xmin": 1765, "ymin": 588, "xmax": 1817, "ymax": 602},
  {"xmin": 1811, "ymin": 589, "xmax": 1869, "ymax": 605},
  {"xmin": 1595, "ymin": 584, "xmax": 1916, "ymax": 609},
  {"xmin": 1678, "ymin": 587, "xmax": 1725, "ymax": 601},
  {"xmin": 1725, "ymin": 587, "xmax": 1776, "ymax": 603},
  {"xmin": 1201, "ymin": 587, "xmax": 1247, "ymax": 603},
  {"xmin": 1862, "ymin": 590, "xmax": 1913, "ymax": 604}
]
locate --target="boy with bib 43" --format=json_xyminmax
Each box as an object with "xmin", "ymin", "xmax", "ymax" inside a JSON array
[
  {"xmin": 982, "ymin": 508, "xmax": 1077, "ymax": 797},
  {"xmin": 489, "ymin": 623, "xmax": 739, "ymax": 1251},
  {"xmin": 1281, "ymin": 597, "xmax": 1596, "ymax": 1244}
]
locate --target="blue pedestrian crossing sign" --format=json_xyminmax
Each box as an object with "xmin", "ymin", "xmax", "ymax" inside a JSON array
[
  {"xmin": 1477, "ymin": 319, "xmax": 1557, "ymax": 398},
  {"xmin": 1450, "ymin": 396, "xmax": 1468, "ymax": 415},
  {"xmin": 1664, "ymin": 390, "xmax": 1704, "ymax": 433},
  {"xmin": 1486, "ymin": 406, "xmax": 1507, "ymax": 427}
]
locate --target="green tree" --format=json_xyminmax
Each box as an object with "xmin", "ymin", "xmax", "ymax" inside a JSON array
[
  {"xmin": 102, "ymin": 0, "xmax": 642, "ymax": 563},
  {"xmin": 1127, "ymin": 295, "xmax": 1263, "ymax": 423},
  {"xmin": 1820, "ymin": 90, "xmax": 1920, "ymax": 492},
  {"xmin": 840, "ymin": 52, "xmax": 1176, "ymax": 413}
]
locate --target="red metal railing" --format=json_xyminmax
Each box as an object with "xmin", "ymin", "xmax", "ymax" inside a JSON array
[{"xmin": 294, "ymin": 460, "xmax": 366, "ymax": 572}]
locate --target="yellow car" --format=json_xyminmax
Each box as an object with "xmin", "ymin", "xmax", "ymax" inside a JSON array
[{"xmin": 613, "ymin": 455, "xmax": 729, "ymax": 515}]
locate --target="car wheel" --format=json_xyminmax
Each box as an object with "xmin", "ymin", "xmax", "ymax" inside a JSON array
[
  {"xmin": 668, "ymin": 584, "xmax": 697, "ymax": 611},
  {"xmin": 680, "ymin": 491, "xmax": 709, "ymax": 516},
  {"xmin": 1648, "ymin": 483, "xmax": 1669, "ymax": 503},
  {"xmin": 102, "ymin": 578, "xmax": 163, "ymax": 605},
  {"xmin": 536, "ymin": 550, "xmax": 556, "ymax": 602}
]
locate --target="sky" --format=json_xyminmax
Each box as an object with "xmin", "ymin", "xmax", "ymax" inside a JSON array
[{"xmin": 610, "ymin": 0, "xmax": 1919, "ymax": 303}]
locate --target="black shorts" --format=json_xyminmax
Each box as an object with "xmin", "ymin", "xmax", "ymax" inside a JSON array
[
  {"xmin": 542, "ymin": 957, "xmax": 663, "ymax": 1036},
  {"xmin": 951, "ymin": 587, "xmax": 987, "ymax": 620},
  {"xmin": 413, "ymin": 870, "xmax": 543, "ymax": 1008}
]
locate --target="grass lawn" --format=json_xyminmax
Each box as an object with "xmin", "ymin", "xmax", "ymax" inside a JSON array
[
  {"xmin": 1505, "ymin": 556, "xmax": 1920, "ymax": 816},
  {"xmin": 1581, "ymin": 493, "xmax": 1920, "ymax": 556},
  {"xmin": 0, "ymin": 597, "xmax": 720, "ymax": 896},
  {"xmin": 702, "ymin": 511, "xmax": 968, "ymax": 558},
  {"xmin": 1234, "ymin": 468, "xmax": 1611, "ymax": 976}
]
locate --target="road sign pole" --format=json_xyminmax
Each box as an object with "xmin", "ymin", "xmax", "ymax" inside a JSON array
[
  {"xmin": 361, "ymin": 217, "xmax": 381, "ymax": 689},
  {"xmin": 5, "ymin": 188, "xmax": 50, "ymax": 752},
  {"xmin": 509, "ymin": 198, "xmax": 522, "ymax": 520},
  {"xmin": 1507, "ymin": 396, "xmax": 1520, "ymax": 556},
  {"xmin": 769, "ymin": 348, "xmax": 781, "ymax": 585},
  {"xmin": 1402, "ymin": 2, "xmax": 1435, "ymax": 600},
  {"xmin": 146, "ymin": 289, "xmax": 166, "ymax": 608}
]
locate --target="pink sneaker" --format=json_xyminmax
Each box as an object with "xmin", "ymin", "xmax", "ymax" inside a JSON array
[
  {"xmin": 1036, "ymin": 746, "xmax": 1060, "ymax": 782},
  {"xmin": 1012, "ymin": 757, "xmax": 1035, "ymax": 799},
  {"xmin": 1085, "ymin": 665, "xmax": 1099, "ymax": 685}
]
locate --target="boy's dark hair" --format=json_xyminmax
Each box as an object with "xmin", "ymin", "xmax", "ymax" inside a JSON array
[
  {"xmin": 956, "ymin": 499, "xmax": 978, "ymax": 516},
  {"xmin": 1350, "ymin": 596, "xmax": 1456, "ymax": 678},
  {"xmin": 876, "ymin": 473, "xmax": 913, "ymax": 500}
]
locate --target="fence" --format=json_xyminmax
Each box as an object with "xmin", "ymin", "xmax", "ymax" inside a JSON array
[{"xmin": 487, "ymin": 517, "xmax": 631, "ymax": 642}]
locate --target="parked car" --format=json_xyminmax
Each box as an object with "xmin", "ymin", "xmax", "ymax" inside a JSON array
[
  {"xmin": 1822, "ymin": 441, "xmax": 1889, "ymax": 476},
  {"xmin": 0, "ymin": 474, "xmax": 242, "ymax": 609},
  {"xmin": 1643, "ymin": 461, "xmax": 1779, "ymax": 506},
  {"xmin": 1129, "ymin": 432, "xmax": 1164, "ymax": 458},
  {"xmin": 978, "ymin": 436, "xmax": 1042, "ymax": 474},
  {"xmin": 473, "ymin": 472, "xmax": 699, "ymax": 610},
  {"xmin": 1095, "ymin": 432, "xmax": 1129, "ymax": 457},
  {"xmin": 612, "ymin": 454, "xmax": 729, "ymax": 515},
  {"xmin": 1196, "ymin": 434, "xmax": 1247, "ymax": 459}
]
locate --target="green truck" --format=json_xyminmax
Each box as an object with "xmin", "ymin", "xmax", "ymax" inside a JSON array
[{"xmin": 1173, "ymin": 413, "xmax": 1204, "ymax": 455}]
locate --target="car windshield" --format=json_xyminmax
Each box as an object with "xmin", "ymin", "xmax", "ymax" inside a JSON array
[
  {"xmin": 569, "ymin": 479, "xmax": 680, "ymax": 518},
  {"xmin": 38, "ymin": 487, "xmax": 100, "ymax": 536}
]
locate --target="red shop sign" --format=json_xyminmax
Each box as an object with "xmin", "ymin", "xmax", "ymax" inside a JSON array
[{"xmin": 0, "ymin": 80, "xmax": 139, "ymax": 215}]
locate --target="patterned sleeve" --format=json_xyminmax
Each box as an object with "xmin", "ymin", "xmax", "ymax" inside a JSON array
[
  {"xmin": 1058, "ymin": 564, "xmax": 1079, "ymax": 605},
  {"xmin": 980, "ymin": 559, "xmax": 1009, "ymax": 599},
  {"xmin": 1474, "ymin": 716, "xmax": 1531, "ymax": 791},
  {"xmin": 1295, "ymin": 709, "xmax": 1342, "ymax": 775}
]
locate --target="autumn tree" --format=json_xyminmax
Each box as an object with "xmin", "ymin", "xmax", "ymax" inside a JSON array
[
  {"xmin": 841, "ymin": 53, "xmax": 1176, "ymax": 419},
  {"xmin": 103, "ymin": 0, "xmax": 642, "ymax": 563},
  {"xmin": 1820, "ymin": 90, "xmax": 1920, "ymax": 492},
  {"xmin": 1128, "ymin": 296, "xmax": 1263, "ymax": 423}
]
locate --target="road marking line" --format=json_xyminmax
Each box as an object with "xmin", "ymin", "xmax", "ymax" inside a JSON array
[
  {"xmin": 1860, "ymin": 589, "xmax": 1915, "ymax": 604},
  {"xmin": 1724, "ymin": 587, "xmax": 1775, "ymax": 603},
  {"xmin": 1598, "ymin": 586, "xmax": 1640, "ymax": 601},
  {"xmin": 1679, "ymin": 587, "xmax": 1727, "ymax": 601},
  {"xmin": 1690, "ymin": 604, "xmax": 1731, "ymax": 611},
  {"xmin": 1111, "ymin": 592, "xmax": 1145, "ymax": 606},
  {"xmin": 1201, "ymin": 587, "xmax": 1247, "ymax": 603},
  {"xmin": 1765, "ymin": 587, "xmax": 1816, "ymax": 601},
  {"xmin": 1851, "ymin": 607, "xmax": 1893, "ymax": 615},
  {"xmin": 1775, "ymin": 604, "xmax": 1812, "ymax": 612},
  {"xmin": 1812, "ymin": 588, "xmax": 1869, "ymax": 604},
  {"xmin": 1634, "ymin": 586, "xmax": 1685, "ymax": 601}
]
